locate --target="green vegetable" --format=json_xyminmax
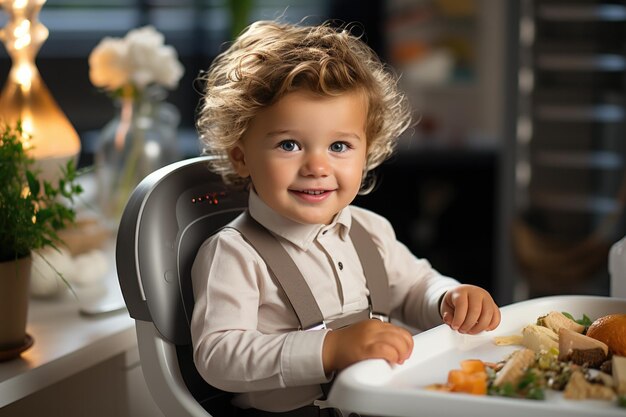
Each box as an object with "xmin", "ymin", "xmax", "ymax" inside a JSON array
[
  {"xmin": 488, "ymin": 369, "xmax": 545, "ymax": 401},
  {"xmin": 562, "ymin": 312, "xmax": 593, "ymax": 328},
  {"xmin": 526, "ymin": 386, "xmax": 545, "ymax": 400},
  {"xmin": 489, "ymin": 382, "xmax": 515, "ymax": 398}
]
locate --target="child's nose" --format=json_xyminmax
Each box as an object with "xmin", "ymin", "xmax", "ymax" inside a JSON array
[{"xmin": 301, "ymin": 151, "xmax": 330, "ymax": 177}]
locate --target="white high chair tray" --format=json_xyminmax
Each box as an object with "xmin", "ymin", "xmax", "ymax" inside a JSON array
[{"xmin": 325, "ymin": 295, "xmax": 626, "ymax": 417}]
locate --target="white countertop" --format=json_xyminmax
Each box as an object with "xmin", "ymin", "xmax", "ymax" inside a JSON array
[{"xmin": 0, "ymin": 257, "xmax": 136, "ymax": 408}]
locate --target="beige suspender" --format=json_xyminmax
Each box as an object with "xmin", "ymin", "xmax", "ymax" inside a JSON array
[
  {"xmin": 228, "ymin": 211, "xmax": 390, "ymax": 330},
  {"xmin": 229, "ymin": 212, "xmax": 326, "ymax": 330},
  {"xmin": 349, "ymin": 218, "xmax": 391, "ymax": 320}
]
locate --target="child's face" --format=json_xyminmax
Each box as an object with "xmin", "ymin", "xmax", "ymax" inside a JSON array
[{"xmin": 229, "ymin": 89, "xmax": 368, "ymax": 225}]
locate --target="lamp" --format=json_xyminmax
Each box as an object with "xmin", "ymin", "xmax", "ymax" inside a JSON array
[{"xmin": 0, "ymin": 0, "xmax": 80, "ymax": 181}]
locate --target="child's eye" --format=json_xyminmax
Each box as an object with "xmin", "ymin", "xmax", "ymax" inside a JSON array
[
  {"xmin": 278, "ymin": 140, "xmax": 300, "ymax": 152},
  {"xmin": 329, "ymin": 142, "xmax": 350, "ymax": 153}
]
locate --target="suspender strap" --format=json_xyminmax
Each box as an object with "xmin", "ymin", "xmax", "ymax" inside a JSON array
[
  {"xmin": 228, "ymin": 212, "xmax": 325, "ymax": 330},
  {"xmin": 349, "ymin": 219, "xmax": 390, "ymax": 317},
  {"xmin": 227, "ymin": 210, "xmax": 391, "ymax": 330}
]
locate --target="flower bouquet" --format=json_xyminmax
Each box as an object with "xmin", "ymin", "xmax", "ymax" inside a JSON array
[{"xmin": 89, "ymin": 26, "xmax": 185, "ymax": 227}]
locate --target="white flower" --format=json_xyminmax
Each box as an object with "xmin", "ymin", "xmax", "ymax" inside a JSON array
[
  {"xmin": 88, "ymin": 26, "xmax": 184, "ymax": 94},
  {"xmin": 125, "ymin": 25, "xmax": 165, "ymax": 49},
  {"xmin": 152, "ymin": 45, "xmax": 185, "ymax": 89},
  {"xmin": 88, "ymin": 37, "xmax": 130, "ymax": 91}
]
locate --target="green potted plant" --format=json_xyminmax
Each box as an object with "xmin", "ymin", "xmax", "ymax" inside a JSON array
[{"xmin": 0, "ymin": 123, "xmax": 82, "ymax": 357}]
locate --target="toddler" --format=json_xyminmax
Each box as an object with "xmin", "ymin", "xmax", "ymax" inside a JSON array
[{"xmin": 191, "ymin": 20, "xmax": 500, "ymax": 416}]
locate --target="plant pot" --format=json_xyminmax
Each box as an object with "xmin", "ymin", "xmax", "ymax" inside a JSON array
[{"xmin": 0, "ymin": 255, "xmax": 32, "ymax": 355}]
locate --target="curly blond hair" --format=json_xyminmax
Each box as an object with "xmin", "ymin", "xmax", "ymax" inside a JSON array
[{"xmin": 197, "ymin": 20, "xmax": 412, "ymax": 193}]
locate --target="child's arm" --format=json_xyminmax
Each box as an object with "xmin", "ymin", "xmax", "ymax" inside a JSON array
[
  {"xmin": 440, "ymin": 284, "xmax": 501, "ymax": 335},
  {"xmin": 321, "ymin": 319, "xmax": 414, "ymax": 373},
  {"xmin": 350, "ymin": 207, "xmax": 500, "ymax": 334},
  {"xmin": 319, "ymin": 284, "xmax": 500, "ymax": 374},
  {"xmin": 191, "ymin": 231, "xmax": 331, "ymax": 393}
]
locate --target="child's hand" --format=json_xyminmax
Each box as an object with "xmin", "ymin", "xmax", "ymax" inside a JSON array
[
  {"xmin": 322, "ymin": 319, "xmax": 413, "ymax": 373},
  {"xmin": 440, "ymin": 284, "xmax": 501, "ymax": 335}
]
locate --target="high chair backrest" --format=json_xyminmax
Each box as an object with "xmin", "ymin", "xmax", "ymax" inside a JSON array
[{"xmin": 116, "ymin": 156, "xmax": 247, "ymax": 417}]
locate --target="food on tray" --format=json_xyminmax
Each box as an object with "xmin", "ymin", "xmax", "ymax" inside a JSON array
[
  {"xmin": 614, "ymin": 356, "xmax": 626, "ymax": 395},
  {"xmin": 522, "ymin": 324, "xmax": 559, "ymax": 353},
  {"xmin": 563, "ymin": 370, "xmax": 615, "ymax": 400},
  {"xmin": 446, "ymin": 359, "xmax": 488, "ymax": 395},
  {"xmin": 425, "ymin": 360, "xmax": 489, "ymax": 395},
  {"xmin": 537, "ymin": 311, "xmax": 585, "ymax": 334},
  {"xmin": 520, "ymin": 311, "xmax": 591, "ymax": 354},
  {"xmin": 492, "ymin": 348, "xmax": 534, "ymax": 388},
  {"xmin": 558, "ymin": 328, "xmax": 609, "ymax": 368},
  {"xmin": 427, "ymin": 310, "xmax": 626, "ymax": 408},
  {"xmin": 586, "ymin": 314, "xmax": 626, "ymax": 356},
  {"xmin": 493, "ymin": 334, "xmax": 522, "ymax": 346}
]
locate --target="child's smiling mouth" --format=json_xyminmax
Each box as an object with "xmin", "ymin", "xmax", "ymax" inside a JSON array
[
  {"xmin": 290, "ymin": 188, "xmax": 335, "ymax": 202},
  {"xmin": 300, "ymin": 190, "xmax": 326, "ymax": 195}
]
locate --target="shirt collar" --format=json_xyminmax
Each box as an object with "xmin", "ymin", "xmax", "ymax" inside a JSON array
[{"xmin": 247, "ymin": 190, "xmax": 352, "ymax": 251}]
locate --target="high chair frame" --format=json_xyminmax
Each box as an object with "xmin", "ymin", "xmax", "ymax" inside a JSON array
[{"xmin": 116, "ymin": 156, "xmax": 247, "ymax": 417}]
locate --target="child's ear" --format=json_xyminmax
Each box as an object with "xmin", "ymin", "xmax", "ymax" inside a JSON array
[{"xmin": 228, "ymin": 145, "xmax": 250, "ymax": 178}]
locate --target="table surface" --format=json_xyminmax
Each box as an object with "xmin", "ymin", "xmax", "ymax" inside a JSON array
[{"xmin": 0, "ymin": 249, "xmax": 135, "ymax": 408}]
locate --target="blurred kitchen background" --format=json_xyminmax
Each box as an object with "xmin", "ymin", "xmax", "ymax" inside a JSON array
[{"xmin": 1, "ymin": 0, "xmax": 625, "ymax": 306}]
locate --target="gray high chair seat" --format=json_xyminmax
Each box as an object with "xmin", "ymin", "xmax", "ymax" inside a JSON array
[{"xmin": 116, "ymin": 156, "xmax": 248, "ymax": 417}]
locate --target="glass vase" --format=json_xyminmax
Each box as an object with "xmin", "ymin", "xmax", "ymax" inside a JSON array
[{"xmin": 95, "ymin": 85, "xmax": 181, "ymax": 229}]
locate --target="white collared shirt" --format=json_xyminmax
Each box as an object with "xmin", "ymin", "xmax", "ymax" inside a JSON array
[{"xmin": 190, "ymin": 191, "xmax": 459, "ymax": 412}]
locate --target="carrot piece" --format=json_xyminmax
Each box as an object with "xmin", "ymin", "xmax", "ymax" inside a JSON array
[
  {"xmin": 447, "ymin": 366, "xmax": 487, "ymax": 395},
  {"xmin": 467, "ymin": 373, "xmax": 487, "ymax": 395},
  {"xmin": 460, "ymin": 359, "xmax": 486, "ymax": 374},
  {"xmin": 447, "ymin": 369, "xmax": 466, "ymax": 387}
]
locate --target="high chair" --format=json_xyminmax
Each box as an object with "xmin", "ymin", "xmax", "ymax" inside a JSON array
[{"xmin": 115, "ymin": 156, "xmax": 247, "ymax": 417}]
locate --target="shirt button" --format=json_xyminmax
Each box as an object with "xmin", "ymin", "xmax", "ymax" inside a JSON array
[{"xmin": 338, "ymin": 261, "xmax": 344, "ymax": 270}]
